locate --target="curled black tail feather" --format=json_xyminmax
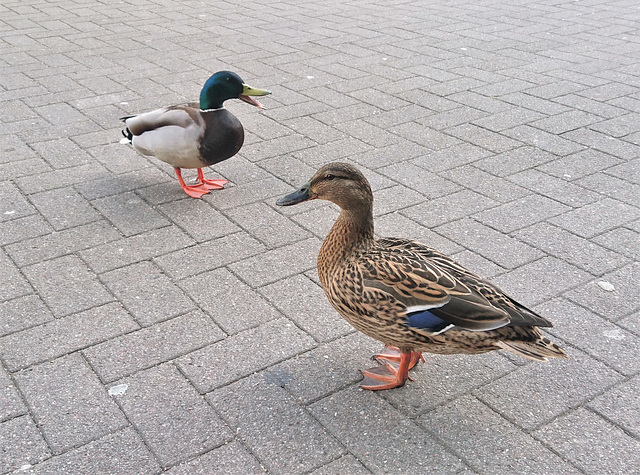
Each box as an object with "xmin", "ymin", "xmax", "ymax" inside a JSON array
[{"xmin": 121, "ymin": 127, "xmax": 133, "ymax": 144}]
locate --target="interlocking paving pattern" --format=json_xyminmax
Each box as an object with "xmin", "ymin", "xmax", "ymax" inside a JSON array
[{"xmin": 1, "ymin": 0, "xmax": 639, "ymax": 473}]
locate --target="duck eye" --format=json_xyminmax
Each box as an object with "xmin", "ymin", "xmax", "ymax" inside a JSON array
[{"xmin": 325, "ymin": 174, "xmax": 335, "ymax": 181}]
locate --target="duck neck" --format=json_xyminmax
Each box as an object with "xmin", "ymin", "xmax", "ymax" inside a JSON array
[{"xmin": 319, "ymin": 207, "xmax": 374, "ymax": 277}]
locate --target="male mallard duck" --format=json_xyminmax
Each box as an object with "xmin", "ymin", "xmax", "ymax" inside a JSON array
[
  {"xmin": 120, "ymin": 71, "xmax": 271, "ymax": 198},
  {"xmin": 277, "ymin": 163, "xmax": 566, "ymax": 390}
]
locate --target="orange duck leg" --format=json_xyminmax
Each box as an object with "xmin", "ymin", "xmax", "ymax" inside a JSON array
[
  {"xmin": 361, "ymin": 350, "xmax": 417, "ymax": 391},
  {"xmin": 197, "ymin": 168, "xmax": 228, "ymax": 190},
  {"xmin": 174, "ymin": 168, "xmax": 211, "ymax": 198}
]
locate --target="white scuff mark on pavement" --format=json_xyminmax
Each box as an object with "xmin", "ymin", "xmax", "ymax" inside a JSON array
[
  {"xmin": 597, "ymin": 281, "xmax": 615, "ymax": 292},
  {"xmin": 108, "ymin": 383, "xmax": 128, "ymax": 396},
  {"xmin": 4, "ymin": 210, "xmax": 15, "ymax": 215},
  {"xmin": 603, "ymin": 329, "xmax": 625, "ymax": 340}
]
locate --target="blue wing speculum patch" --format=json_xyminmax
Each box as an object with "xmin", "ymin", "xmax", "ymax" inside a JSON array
[{"xmin": 406, "ymin": 308, "xmax": 454, "ymax": 335}]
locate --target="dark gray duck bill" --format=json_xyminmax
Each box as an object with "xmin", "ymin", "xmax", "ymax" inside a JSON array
[{"xmin": 276, "ymin": 185, "xmax": 311, "ymax": 206}]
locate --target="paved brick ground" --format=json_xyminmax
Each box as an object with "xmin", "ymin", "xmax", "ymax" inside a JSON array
[{"xmin": 1, "ymin": 0, "xmax": 639, "ymax": 473}]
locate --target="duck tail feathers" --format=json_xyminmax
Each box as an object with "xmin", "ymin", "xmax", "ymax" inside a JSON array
[
  {"xmin": 498, "ymin": 337, "xmax": 567, "ymax": 361},
  {"xmin": 120, "ymin": 127, "xmax": 133, "ymax": 145}
]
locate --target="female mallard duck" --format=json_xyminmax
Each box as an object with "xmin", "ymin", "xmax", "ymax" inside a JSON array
[
  {"xmin": 277, "ymin": 162, "xmax": 566, "ymax": 390},
  {"xmin": 121, "ymin": 71, "xmax": 271, "ymax": 198}
]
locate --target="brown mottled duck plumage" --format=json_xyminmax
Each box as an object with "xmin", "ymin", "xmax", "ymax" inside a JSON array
[{"xmin": 277, "ymin": 162, "xmax": 566, "ymax": 390}]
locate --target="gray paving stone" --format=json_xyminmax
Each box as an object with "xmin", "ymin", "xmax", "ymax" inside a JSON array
[
  {"xmin": 0, "ymin": 415, "xmax": 50, "ymax": 474},
  {"xmin": 530, "ymin": 110, "xmax": 602, "ymax": 135},
  {"xmin": 28, "ymin": 187, "xmax": 100, "ymax": 231},
  {"xmin": 293, "ymin": 137, "xmax": 372, "ymax": 167},
  {"xmin": 403, "ymin": 189, "xmax": 497, "ymax": 228},
  {"xmin": 0, "ymin": 213, "xmax": 52, "ymax": 247},
  {"xmin": 550, "ymin": 198, "xmax": 640, "ymax": 238},
  {"xmin": 410, "ymin": 143, "xmax": 493, "ymax": 174},
  {"xmin": 179, "ymin": 267, "xmax": 281, "ymax": 335},
  {"xmin": 594, "ymin": 227, "xmax": 639, "ymax": 259},
  {"xmin": 434, "ymin": 218, "xmax": 543, "ymax": 268},
  {"xmin": 371, "ymin": 184, "xmax": 426, "ymax": 216},
  {"xmin": 80, "ymin": 226, "xmax": 194, "ymax": 274},
  {"xmin": 605, "ymin": 158, "xmax": 640, "ymax": 185},
  {"xmin": 507, "ymin": 168, "xmax": 601, "ymax": 207},
  {"xmin": 21, "ymin": 427, "xmax": 161, "ymax": 475},
  {"xmin": 503, "ymin": 124, "xmax": 585, "ymax": 156},
  {"xmin": 177, "ymin": 318, "xmax": 316, "ymax": 392},
  {"xmin": 157, "ymin": 198, "xmax": 239, "ymax": 243},
  {"xmin": 378, "ymin": 162, "xmax": 461, "ymax": 199},
  {"xmin": 564, "ymin": 262, "xmax": 640, "ymax": 321},
  {"xmin": 445, "ymin": 123, "xmax": 522, "ymax": 153},
  {"xmin": 376, "ymin": 212, "xmax": 464, "ymax": 255},
  {"xmin": 450, "ymin": 249, "xmax": 507, "ymax": 279},
  {"xmin": 0, "ymin": 365, "xmax": 25, "ymax": 422},
  {"xmin": 422, "ymin": 394, "xmax": 580, "ymax": 474},
  {"xmin": 14, "ymin": 353, "xmax": 127, "ymax": 454},
  {"xmin": 474, "ymin": 194, "xmax": 569, "ymax": 233},
  {"xmin": 492, "ymin": 257, "xmax": 592, "ymax": 306},
  {"xmin": 514, "ymin": 222, "xmax": 629, "ymax": 275},
  {"xmin": 102, "ymin": 261, "xmax": 195, "ymax": 326},
  {"xmin": 0, "ymin": 180, "xmax": 36, "ymax": 223},
  {"xmin": 564, "ymin": 128, "xmax": 638, "ymax": 161},
  {"xmin": 0, "ymin": 302, "xmax": 138, "ymax": 372},
  {"xmin": 22, "ymin": 254, "xmax": 113, "ymax": 318},
  {"xmin": 92, "ymin": 191, "xmax": 169, "ymax": 236},
  {"xmin": 112, "ymin": 363, "xmax": 232, "ymax": 468},
  {"xmin": 14, "ymin": 162, "xmax": 111, "ymax": 194},
  {"xmin": 439, "ymin": 165, "xmax": 530, "ymax": 203},
  {"xmin": 589, "ymin": 376, "xmax": 640, "ymax": 439},
  {"xmin": 475, "ymin": 146, "xmax": 556, "ymax": 177},
  {"xmin": 83, "ymin": 311, "xmax": 223, "ymax": 383},
  {"xmin": 75, "ymin": 166, "xmax": 171, "ymax": 200},
  {"xmin": 310, "ymin": 455, "xmax": 372, "ymax": 475},
  {"xmin": 0, "ymin": 158, "xmax": 51, "ymax": 181},
  {"xmin": 381, "ymin": 352, "xmax": 516, "ymax": 417},
  {"xmin": 537, "ymin": 149, "xmax": 624, "ymax": 182},
  {"xmin": 5, "ymin": 220, "xmax": 121, "ymax": 267},
  {"xmin": 228, "ymin": 237, "xmax": 320, "ymax": 287},
  {"xmin": 533, "ymin": 408, "xmax": 640, "ymax": 474},
  {"xmin": 30, "ymin": 137, "xmax": 92, "ymax": 169},
  {"xmin": 476, "ymin": 348, "xmax": 622, "ymax": 431},
  {"xmin": 154, "ymin": 232, "xmax": 265, "ymax": 280},
  {"xmin": 0, "ymin": 249, "xmax": 32, "ymax": 302},
  {"xmin": 576, "ymin": 171, "xmax": 640, "ymax": 205},
  {"xmin": 207, "ymin": 373, "xmax": 345, "ymax": 474},
  {"xmin": 265, "ymin": 332, "xmax": 380, "ymax": 404},
  {"xmin": 538, "ymin": 298, "xmax": 640, "ymax": 376},
  {"xmin": 165, "ymin": 441, "xmax": 265, "ymax": 475},
  {"xmin": 417, "ymin": 106, "xmax": 489, "ymax": 131},
  {"xmin": 310, "ymin": 387, "xmax": 464, "ymax": 474},
  {"xmin": 390, "ymin": 121, "xmax": 462, "ymax": 150},
  {"xmin": 225, "ymin": 202, "xmax": 310, "ymax": 248},
  {"xmin": 259, "ymin": 274, "xmax": 352, "ymax": 342}
]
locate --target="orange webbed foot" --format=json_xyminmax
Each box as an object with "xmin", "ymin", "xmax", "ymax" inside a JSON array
[
  {"xmin": 174, "ymin": 168, "xmax": 211, "ymax": 199},
  {"xmin": 360, "ymin": 350, "xmax": 413, "ymax": 391},
  {"xmin": 197, "ymin": 169, "xmax": 228, "ymax": 190},
  {"xmin": 361, "ymin": 364, "xmax": 408, "ymax": 390}
]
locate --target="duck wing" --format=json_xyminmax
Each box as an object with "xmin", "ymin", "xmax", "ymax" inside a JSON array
[
  {"xmin": 360, "ymin": 238, "xmax": 549, "ymax": 335},
  {"xmin": 122, "ymin": 104, "xmax": 201, "ymax": 136},
  {"xmin": 121, "ymin": 105, "xmax": 205, "ymax": 167}
]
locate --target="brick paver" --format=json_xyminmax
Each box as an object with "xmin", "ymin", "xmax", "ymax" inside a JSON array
[{"xmin": 1, "ymin": 0, "xmax": 639, "ymax": 473}]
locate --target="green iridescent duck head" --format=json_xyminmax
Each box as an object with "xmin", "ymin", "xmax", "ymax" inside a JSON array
[{"xmin": 199, "ymin": 71, "xmax": 271, "ymax": 110}]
